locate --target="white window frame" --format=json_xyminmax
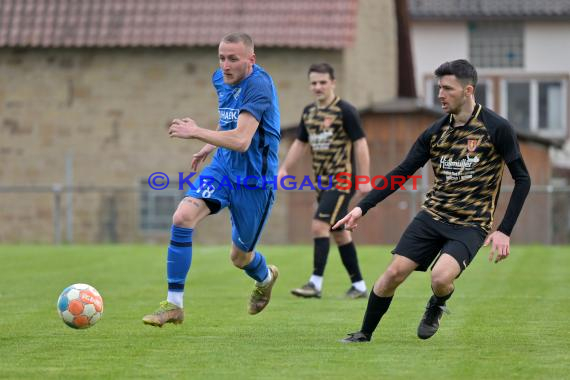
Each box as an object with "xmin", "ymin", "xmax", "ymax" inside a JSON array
[{"xmin": 500, "ymin": 78, "xmax": 567, "ymax": 138}]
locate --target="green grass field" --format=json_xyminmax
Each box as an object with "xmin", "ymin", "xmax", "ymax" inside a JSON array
[{"xmin": 1, "ymin": 245, "xmax": 569, "ymax": 379}]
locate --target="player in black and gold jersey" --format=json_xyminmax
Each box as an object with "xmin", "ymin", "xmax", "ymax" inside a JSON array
[
  {"xmin": 335, "ymin": 59, "xmax": 531, "ymax": 343},
  {"xmin": 278, "ymin": 63, "xmax": 371, "ymax": 299}
]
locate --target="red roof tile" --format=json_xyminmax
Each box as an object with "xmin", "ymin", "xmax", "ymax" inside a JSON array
[{"xmin": 0, "ymin": 0, "xmax": 358, "ymax": 48}]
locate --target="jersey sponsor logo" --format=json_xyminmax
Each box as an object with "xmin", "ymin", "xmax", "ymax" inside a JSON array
[
  {"xmin": 440, "ymin": 155, "xmax": 480, "ymax": 181},
  {"xmin": 219, "ymin": 108, "xmax": 239, "ymax": 125},
  {"xmin": 439, "ymin": 155, "xmax": 480, "ymax": 170},
  {"xmin": 467, "ymin": 139, "xmax": 478, "ymax": 152},
  {"xmin": 309, "ymin": 130, "xmax": 333, "ymax": 150}
]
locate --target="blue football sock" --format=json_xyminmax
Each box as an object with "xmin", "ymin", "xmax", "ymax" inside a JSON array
[
  {"xmin": 167, "ymin": 225, "xmax": 193, "ymax": 292},
  {"xmin": 243, "ymin": 251, "xmax": 269, "ymax": 282}
]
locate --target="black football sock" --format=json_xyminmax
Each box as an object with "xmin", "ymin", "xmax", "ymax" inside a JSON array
[
  {"xmin": 360, "ymin": 290, "xmax": 393, "ymax": 338},
  {"xmin": 431, "ymin": 289, "xmax": 454, "ymax": 306},
  {"xmin": 312, "ymin": 237, "xmax": 330, "ymax": 276},
  {"xmin": 338, "ymin": 241, "xmax": 363, "ymax": 282}
]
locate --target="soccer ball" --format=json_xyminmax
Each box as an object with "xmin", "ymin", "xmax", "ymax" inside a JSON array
[{"xmin": 57, "ymin": 283, "xmax": 103, "ymax": 329}]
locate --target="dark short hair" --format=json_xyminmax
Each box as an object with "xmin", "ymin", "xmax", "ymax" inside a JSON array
[
  {"xmin": 221, "ymin": 32, "xmax": 254, "ymax": 51},
  {"xmin": 434, "ymin": 59, "xmax": 478, "ymax": 87},
  {"xmin": 308, "ymin": 63, "xmax": 335, "ymax": 80}
]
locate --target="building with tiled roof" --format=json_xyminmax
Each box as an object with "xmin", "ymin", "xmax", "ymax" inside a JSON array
[{"xmin": 0, "ymin": 0, "xmax": 398, "ymax": 244}]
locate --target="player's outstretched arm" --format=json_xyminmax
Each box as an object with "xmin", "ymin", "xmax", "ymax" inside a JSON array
[
  {"xmin": 356, "ymin": 129, "xmax": 431, "ymax": 216},
  {"xmin": 332, "ymin": 207, "xmax": 363, "ymax": 231},
  {"xmin": 169, "ymin": 112, "xmax": 259, "ymax": 152}
]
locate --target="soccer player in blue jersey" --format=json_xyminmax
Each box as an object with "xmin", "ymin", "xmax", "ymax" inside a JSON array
[{"xmin": 143, "ymin": 32, "xmax": 281, "ymax": 327}]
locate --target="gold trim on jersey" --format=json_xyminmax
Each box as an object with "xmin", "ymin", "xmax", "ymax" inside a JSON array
[
  {"xmin": 488, "ymin": 161, "xmax": 505, "ymax": 227},
  {"xmin": 330, "ymin": 194, "xmax": 346, "ymax": 224}
]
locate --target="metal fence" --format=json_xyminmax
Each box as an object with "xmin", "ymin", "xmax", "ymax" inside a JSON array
[{"xmin": 0, "ymin": 185, "xmax": 569, "ymax": 244}]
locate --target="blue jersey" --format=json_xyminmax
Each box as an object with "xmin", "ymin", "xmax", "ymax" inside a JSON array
[{"xmin": 211, "ymin": 64, "xmax": 280, "ymax": 187}]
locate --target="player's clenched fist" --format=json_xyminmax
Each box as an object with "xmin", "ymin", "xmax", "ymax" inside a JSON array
[{"xmin": 169, "ymin": 117, "xmax": 199, "ymax": 139}]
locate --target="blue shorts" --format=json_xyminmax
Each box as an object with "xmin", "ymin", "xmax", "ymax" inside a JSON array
[{"xmin": 185, "ymin": 165, "xmax": 275, "ymax": 252}]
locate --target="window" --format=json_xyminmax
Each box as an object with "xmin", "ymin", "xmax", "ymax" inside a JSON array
[
  {"xmin": 501, "ymin": 79, "xmax": 567, "ymax": 137},
  {"xmin": 469, "ymin": 21, "xmax": 524, "ymax": 68},
  {"xmin": 539, "ymin": 82, "xmax": 563, "ymax": 131},
  {"xmin": 506, "ymin": 82, "xmax": 531, "ymax": 131},
  {"xmin": 425, "ymin": 76, "xmax": 567, "ymax": 137},
  {"xmin": 425, "ymin": 78, "xmax": 493, "ymax": 111},
  {"xmin": 140, "ymin": 180, "xmax": 184, "ymax": 231}
]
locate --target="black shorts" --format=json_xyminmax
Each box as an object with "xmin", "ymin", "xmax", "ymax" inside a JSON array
[
  {"xmin": 314, "ymin": 190, "xmax": 353, "ymax": 226},
  {"xmin": 392, "ymin": 210, "xmax": 487, "ymax": 273}
]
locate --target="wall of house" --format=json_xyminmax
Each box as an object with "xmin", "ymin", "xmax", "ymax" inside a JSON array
[
  {"xmin": 525, "ymin": 22, "xmax": 570, "ymax": 162},
  {"xmin": 342, "ymin": 0, "xmax": 398, "ymax": 108},
  {"xmin": 525, "ymin": 22, "xmax": 570, "ymax": 73},
  {"xmin": 411, "ymin": 20, "xmax": 570, "ymax": 94},
  {"xmin": 410, "ymin": 22, "xmax": 468, "ymax": 98}
]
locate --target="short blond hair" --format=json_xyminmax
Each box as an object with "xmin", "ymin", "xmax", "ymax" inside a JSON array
[{"xmin": 221, "ymin": 32, "xmax": 254, "ymax": 52}]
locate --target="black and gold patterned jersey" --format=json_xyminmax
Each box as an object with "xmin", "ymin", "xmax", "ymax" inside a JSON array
[
  {"xmin": 297, "ymin": 96, "xmax": 365, "ymax": 193},
  {"xmin": 358, "ymin": 104, "xmax": 523, "ymax": 232}
]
